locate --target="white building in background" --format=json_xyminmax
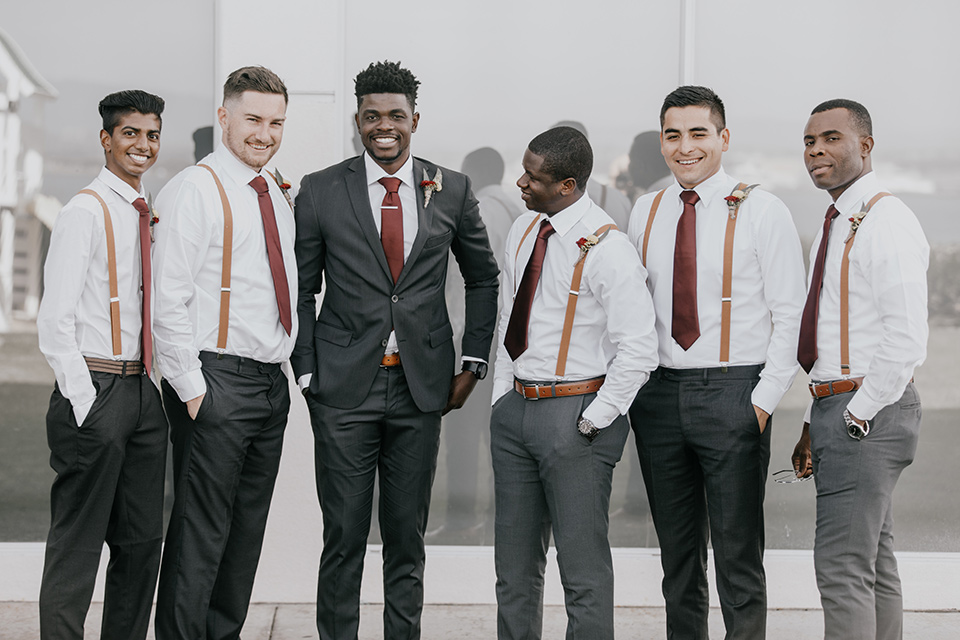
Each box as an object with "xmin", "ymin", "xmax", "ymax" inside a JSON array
[{"xmin": 0, "ymin": 27, "xmax": 57, "ymax": 332}]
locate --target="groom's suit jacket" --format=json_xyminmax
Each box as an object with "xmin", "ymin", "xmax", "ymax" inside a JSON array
[{"xmin": 292, "ymin": 155, "xmax": 499, "ymax": 413}]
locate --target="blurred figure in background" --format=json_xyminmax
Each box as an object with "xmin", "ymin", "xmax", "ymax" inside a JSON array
[{"xmin": 616, "ymin": 130, "xmax": 673, "ymax": 205}]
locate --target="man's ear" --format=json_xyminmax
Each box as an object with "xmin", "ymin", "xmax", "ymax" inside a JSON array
[
  {"xmin": 99, "ymin": 129, "xmax": 111, "ymax": 152},
  {"xmin": 560, "ymin": 177, "xmax": 578, "ymax": 196},
  {"xmin": 860, "ymin": 135, "xmax": 874, "ymax": 158}
]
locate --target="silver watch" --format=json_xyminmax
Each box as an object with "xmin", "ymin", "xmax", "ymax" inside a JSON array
[
  {"xmin": 577, "ymin": 416, "xmax": 600, "ymax": 441},
  {"xmin": 843, "ymin": 408, "xmax": 870, "ymax": 440}
]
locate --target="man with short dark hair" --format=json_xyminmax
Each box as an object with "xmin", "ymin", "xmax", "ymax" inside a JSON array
[
  {"xmin": 152, "ymin": 65, "xmax": 297, "ymax": 639},
  {"xmin": 627, "ymin": 86, "xmax": 806, "ymax": 639},
  {"xmin": 292, "ymin": 60, "xmax": 499, "ymax": 639},
  {"xmin": 792, "ymin": 99, "xmax": 928, "ymax": 640},
  {"xmin": 491, "ymin": 126, "xmax": 658, "ymax": 639},
  {"xmin": 37, "ymin": 89, "xmax": 167, "ymax": 640}
]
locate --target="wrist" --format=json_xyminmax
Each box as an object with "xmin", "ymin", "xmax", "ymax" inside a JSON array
[{"xmin": 461, "ymin": 360, "xmax": 487, "ymax": 380}]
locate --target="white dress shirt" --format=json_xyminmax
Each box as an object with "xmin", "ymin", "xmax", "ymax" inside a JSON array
[
  {"xmin": 153, "ymin": 144, "xmax": 298, "ymax": 402},
  {"xmin": 805, "ymin": 171, "xmax": 928, "ymax": 422},
  {"xmin": 627, "ymin": 168, "xmax": 806, "ymax": 414},
  {"xmin": 493, "ymin": 195, "xmax": 659, "ymax": 428},
  {"xmin": 37, "ymin": 167, "xmax": 149, "ymax": 426}
]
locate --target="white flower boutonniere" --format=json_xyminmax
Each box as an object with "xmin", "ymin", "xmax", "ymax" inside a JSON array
[
  {"xmin": 846, "ymin": 205, "xmax": 868, "ymax": 243},
  {"xmin": 421, "ymin": 168, "xmax": 443, "ymax": 207},
  {"xmin": 723, "ymin": 183, "xmax": 760, "ymax": 219}
]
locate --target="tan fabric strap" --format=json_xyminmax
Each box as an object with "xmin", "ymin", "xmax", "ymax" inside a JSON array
[
  {"xmin": 641, "ymin": 189, "xmax": 666, "ymax": 266},
  {"xmin": 78, "ymin": 189, "xmax": 122, "ymax": 358},
  {"xmin": 720, "ymin": 182, "xmax": 757, "ymax": 366},
  {"xmin": 197, "ymin": 164, "xmax": 234, "ymax": 353},
  {"xmin": 555, "ymin": 224, "xmax": 618, "ymax": 377},
  {"xmin": 514, "ymin": 215, "xmax": 542, "ymax": 262},
  {"xmin": 840, "ymin": 192, "xmax": 891, "ymax": 375}
]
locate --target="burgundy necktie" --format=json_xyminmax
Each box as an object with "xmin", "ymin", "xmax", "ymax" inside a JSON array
[
  {"xmin": 249, "ymin": 176, "xmax": 292, "ymax": 336},
  {"xmin": 672, "ymin": 190, "xmax": 701, "ymax": 350},
  {"xmin": 504, "ymin": 219, "xmax": 555, "ymax": 361},
  {"xmin": 132, "ymin": 197, "xmax": 153, "ymax": 373},
  {"xmin": 378, "ymin": 177, "xmax": 404, "ymax": 283},
  {"xmin": 798, "ymin": 205, "xmax": 841, "ymax": 373}
]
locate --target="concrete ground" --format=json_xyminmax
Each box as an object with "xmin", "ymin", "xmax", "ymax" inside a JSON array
[{"xmin": 1, "ymin": 602, "xmax": 958, "ymax": 640}]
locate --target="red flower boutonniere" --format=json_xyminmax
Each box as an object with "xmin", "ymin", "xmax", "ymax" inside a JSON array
[
  {"xmin": 845, "ymin": 207, "xmax": 868, "ymax": 243},
  {"xmin": 148, "ymin": 193, "xmax": 159, "ymax": 242},
  {"xmin": 723, "ymin": 183, "xmax": 760, "ymax": 219},
  {"xmin": 273, "ymin": 168, "xmax": 294, "ymax": 208},
  {"xmin": 421, "ymin": 168, "xmax": 443, "ymax": 207}
]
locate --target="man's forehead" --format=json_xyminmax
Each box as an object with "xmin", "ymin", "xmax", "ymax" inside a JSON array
[{"xmin": 806, "ymin": 108, "xmax": 853, "ymax": 133}]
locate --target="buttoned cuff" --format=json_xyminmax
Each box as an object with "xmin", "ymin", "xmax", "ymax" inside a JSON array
[
  {"xmin": 73, "ymin": 397, "xmax": 95, "ymax": 427},
  {"xmin": 751, "ymin": 378, "xmax": 786, "ymax": 416},
  {"xmin": 844, "ymin": 391, "xmax": 881, "ymax": 423},
  {"xmin": 582, "ymin": 398, "xmax": 620, "ymax": 430},
  {"xmin": 166, "ymin": 368, "xmax": 207, "ymax": 403}
]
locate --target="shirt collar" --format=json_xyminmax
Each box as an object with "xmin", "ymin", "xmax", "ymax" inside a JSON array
[
  {"xmin": 364, "ymin": 151, "xmax": 415, "ymax": 188},
  {"xmin": 834, "ymin": 171, "xmax": 880, "ymax": 216},
  {"xmin": 678, "ymin": 166, "xmax": 729, "ymax": 204},
  {"xmin": 543, "ymin": 192, "xmax": 591, "ymax": 238},
  {"xmin": 98, "ymin": 166, "xmax": 146, "ymax": 203},
  {"xmin": 214, "ymin": 142, "xmax": 262, "ymax": 188}
]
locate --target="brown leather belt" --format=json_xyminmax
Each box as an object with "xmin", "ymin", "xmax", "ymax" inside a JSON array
[
  {"xmin": 84, "ymin": 356, "xmax": 144, "ymax": 377},
  {"xmin": 809, "ymin": 377, "xmax": 864, "ymax": 399},
  {"xmin": 380, "ymin": 353, "xmax": 401, "ymax": 367},
  {"xmin": 514, "ymin": 376, "xmax": 604, "ymax": 400}
]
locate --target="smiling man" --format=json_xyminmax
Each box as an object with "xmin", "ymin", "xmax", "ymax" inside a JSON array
[
  {"xmin": 36, "ymin": 90, "xmax": 167, "ymax": 640},
  {"xmin": 792, "ymin": 99, "xmax": 928, "ymax": 640},
  {"xmin": 292, "ymin": 60, "xmax": 498, "ymax": 640},
  {"xmin": 626, "ymin": 86, "xmax": 806, "ymax": 639},
  {"xmin": 152, "ymin": 66, "xmax": 297, "ymax": 640}
]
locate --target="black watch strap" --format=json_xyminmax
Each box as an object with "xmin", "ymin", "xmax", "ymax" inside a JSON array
[{"xmin": 462, "ymin": 360, "xmax": 488, "ymax": 380}]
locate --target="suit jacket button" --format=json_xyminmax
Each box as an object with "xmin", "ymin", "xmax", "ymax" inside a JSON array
[
  {"xmin": 381, "ymin": 339, "xmax": 388, "ymax": 347},
  {"xmin": 391, "ymin": 295, "xmax": 399, "ymax": 303}
]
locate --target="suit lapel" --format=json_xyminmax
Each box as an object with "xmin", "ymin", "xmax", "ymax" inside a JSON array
[
  {"xmin": 396, "ymin": 158, "xmax": 435, "ymax": 288},
  {"xmin": 346, "ymin": 155, "xmax": 393, "ymax": 283}
]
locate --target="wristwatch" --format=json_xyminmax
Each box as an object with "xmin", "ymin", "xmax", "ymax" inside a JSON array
[
  {"xmin": 462, "ymin": 360, "xmax": 488, "ymax": 380},
  {"xmin": 577, "ymin": 416, "xmax": 600, "ymax": 441},
  {"xmin": 843, "ymin": 408, "xmax": 870, "ymax": 440}
]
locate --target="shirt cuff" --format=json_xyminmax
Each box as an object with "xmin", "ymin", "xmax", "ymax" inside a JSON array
[
  {"xmin": 461, "ymin": 356, "xmax": 487, "ymax": 365},
  {"xmin": 582, "ymin": 398, "xmax": 620, "ymax": 430},
  {"xmin": 750, "ymin": 379, "xmax": 787, "ymax": 415},
  {"xmin": 73, "ymin": 397, "xmax": 95, "ymax": 427},
  {"xmin": 844, "ymin": 391, "xmax": 881, "ymax": 423},
  {"xmin": 298, "ymin": 373, "xmax": 312, "ymax": 391},
  {"xmin": 166, "ymin": 368, "xmax": 207, "ymax": 403}
]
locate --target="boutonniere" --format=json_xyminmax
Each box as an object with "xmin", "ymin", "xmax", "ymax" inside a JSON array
[
  {"xmin": 148, "ymin": 193, "xmax": 159, "ymax": 242},
  {"xmin": 420, "ymin": 168, "xmax": 443, "ymax": 207},
  {"xmin": 723, "ymin": 183, "xmax": 760, "ymax": 219},
  {"xmin": 574, "ymin": 228, "xmax": 614, "ymax": 266},
  {"xmin": 273, "ymin": 168, "xmax": 294, "ymax": 208},
  {"xmin": 845, "ymin": 204, "xmax": 868, "ymax": 243}
]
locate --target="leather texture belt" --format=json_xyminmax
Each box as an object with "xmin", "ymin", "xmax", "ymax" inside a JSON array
[
  {"xmin": 809, "ymin": 377, "xmax": 864, "ymax": 399},
  {"xmin": 514, "ymin": 376, "xmax": 604, "ymax": 400},
  {"xmin": 84, "ymin": 357, "xmax": 144, "ymax": 377},
  {"xmin": 380, "ymin": 353, "xmax": 401, "ymax": 367}
]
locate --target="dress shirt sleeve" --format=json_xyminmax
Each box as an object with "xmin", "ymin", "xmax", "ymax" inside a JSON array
[
  {"xmin": 580, "ymin": 237, "xmax": 659, "ymax": 428},
  {"xmin": 36, "ymin": 202, "xmax": 99, "ymax": 418},
  {"xmin": 751, "ymin": 198, "xmax": 806, "ymax": 414},
  {"xmin": 491, "ymin": 222, "xmax": 521, "ymax": 404},
  {"xmin": 152, "ymin": 177, "xmax": 211, "ymax": 401},
  {"xmin": 845, "ymin": 206, "xmax": 928, "ymax": 421}
]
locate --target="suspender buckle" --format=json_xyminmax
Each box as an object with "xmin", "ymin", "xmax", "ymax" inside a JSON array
[
  {"xmin": 217, "ymin": 348, "xmax": 226, "ymax": 360},
  {"xmin": 720, "ymin": 362, "xmax": 729, "ymax": 373}
]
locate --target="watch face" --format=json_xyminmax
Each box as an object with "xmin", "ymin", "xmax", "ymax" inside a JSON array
[{"xmin": 476, "ymin": 362, "xmax": 488, "ymax": 380}]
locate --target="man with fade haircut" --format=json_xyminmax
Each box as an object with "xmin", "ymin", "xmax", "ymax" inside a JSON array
[
  {"xmin": 292, "ymin": 60, "xmax": 499, "ymax": 639},
  {"xmin": 37, "ymin": 89, "xmax": 167, "ymax": 640},
  {"xmin": 152, "ymin": 66, "xmax": 298, "ymax": 640},
  {"xmin": 792, "ymin": 99, "xmax": 928, "ymax": 640},
  {"xmin": 491, "ymin": 126, "xmax": 658, "ymax": 639},
  {"xmin": 626, "ymin": 86, "xmax": 806, "ymax": 639}
]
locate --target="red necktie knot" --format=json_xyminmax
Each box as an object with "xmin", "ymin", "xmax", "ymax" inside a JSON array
[
  {"xmin": 826, "ymin": 204, "xmax": 839, "ymax": 221},
  {"xmin": 379, "ymin": 176, "xmax": 402, "ymax": 194},
  {"xmin": 680, "ymin": 190, "xmax": 700, "ymax": 207},
  {"xmin": 249, "ymin": 175, "xmax": 269, "ymax": 195},
  {"xmin": 132, "ymin": 197, "xmax": 150, "ymax": 217}
]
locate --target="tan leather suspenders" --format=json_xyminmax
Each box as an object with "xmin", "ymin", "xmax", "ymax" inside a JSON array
[
  {"xmin": 839, "ymin": 192, "xmax": 891, "ymax": 375},
  {"xmin": 512, "ymin": 215, "xmax": 618, "ymax": 376},
  {"xmin": 197, "ymin": 164, "xmax": 234, "ymax": 354},
  {"xmin": 78, "ymin": 189, "xmax": 122, "ymax": 359},
  {"xmin": 639, "ymin": 183, "xmax": 755, "ymax": 367}
]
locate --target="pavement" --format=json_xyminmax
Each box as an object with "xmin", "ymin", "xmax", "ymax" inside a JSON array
[{"xmin": 1, "ymin": 602, "xmax": 958, "ymax": 640}]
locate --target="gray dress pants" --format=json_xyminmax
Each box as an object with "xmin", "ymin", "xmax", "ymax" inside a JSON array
[{"xmin": 810, "ymin": 382, "xmax": 921, "ymax": 640}]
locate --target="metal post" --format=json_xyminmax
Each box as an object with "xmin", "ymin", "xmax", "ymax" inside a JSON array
[{"xmin": 679, "ymin": 0, "xmax": 696, "ymax": 85}]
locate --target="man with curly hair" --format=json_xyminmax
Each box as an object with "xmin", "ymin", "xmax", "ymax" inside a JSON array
[{"xmin": 292, "ymin": 60, "xmax": 499, "ymax": 639}]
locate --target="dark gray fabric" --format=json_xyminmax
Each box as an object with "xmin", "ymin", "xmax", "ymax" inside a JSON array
[
  {"xmin": 491, "ymin": 390, "xmax": 629, "ymax": 640},
  {"xmin": 155, "ymin": 355, "xmax": 289, "ymax": 640},
  {"xmin": 629, "ymin": 365, "xmax": 769, "ymax": 640},
  {"xmin": 291, "ymin": 156, "xmax": 499, "ymax": 414},
  {"xmin": 308, "ymin": 366, "xmax": 442, "ymax": 640},
  {"xmin": 810, "ymin": 383, "xmax": 921, "ymax": 640},
  {"xmin": 40, "ymin": 372, "xmax": 167, "ymax": 640}
]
